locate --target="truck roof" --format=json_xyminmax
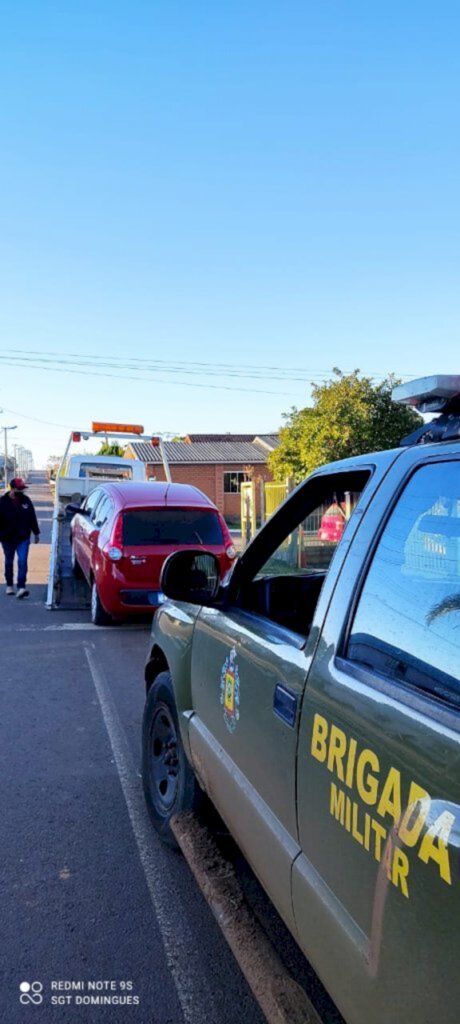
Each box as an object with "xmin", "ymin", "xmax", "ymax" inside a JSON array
[
  {"xmin": 308, "ymin": 446, "xmax": 402, "ymax": 477},
  {"xmin": 308, "ymin": 437, "xmax": 460, "ymax": 479}
]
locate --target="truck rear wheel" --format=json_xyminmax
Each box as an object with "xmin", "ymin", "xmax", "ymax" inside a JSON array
[
  {"xmin": 90, "ymin": 581, "xmax": 112, "ymax": 626},
  {"xmin": 142, "ymin": 671, "xmax": 202, "ymax": 848}
]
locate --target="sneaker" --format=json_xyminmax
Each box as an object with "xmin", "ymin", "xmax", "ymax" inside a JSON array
[
  {"xmin": 6, "ymin": 586, "xmax": 15, "ymax": 595},
  {"xmin": 16, "ymin": 588, "xmax": 30, "ymax": 600}
]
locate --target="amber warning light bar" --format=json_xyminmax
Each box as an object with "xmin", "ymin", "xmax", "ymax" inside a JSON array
[{"xmin": 91, "ymin": 422, "xmax": 144, "ymax": 435}]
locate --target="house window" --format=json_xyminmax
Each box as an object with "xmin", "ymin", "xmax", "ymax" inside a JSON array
[{"xmin": 224, "ymin": 471, "xmax": 247, "ymax": 494}]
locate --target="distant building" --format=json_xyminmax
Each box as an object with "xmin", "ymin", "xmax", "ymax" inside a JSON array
[
  {"xmin": 0, "ymin": 455, "xmax": 14, "ymax": 485},
  {"xmin": 125, "ymin": 434, "xmax": 279, "ymax": 522}
]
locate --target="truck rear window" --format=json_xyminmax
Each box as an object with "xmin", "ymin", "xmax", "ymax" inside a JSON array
[
  {"xmin": 78, "ymin": 463, "xmax": 133, "ymax": 480},
  {"xmin": 123, "ymin": 509, "xmax": 224, "ymax": 546}
]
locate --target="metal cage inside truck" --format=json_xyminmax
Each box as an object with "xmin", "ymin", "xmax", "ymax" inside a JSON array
[{"xmin": 46, "ymin": 423, "xmax": 171, "ymax": 610}]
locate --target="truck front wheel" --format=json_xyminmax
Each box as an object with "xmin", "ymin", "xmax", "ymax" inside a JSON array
[{"xmin": 142, "ymin": 671, "xmax": 202, "ymax": 848}]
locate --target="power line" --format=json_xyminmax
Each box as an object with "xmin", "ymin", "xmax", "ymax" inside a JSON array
[
  {"xmin": 3, "ymin": 348, "xmax": 309, "ymax": 378},
  {"xmin": 0, "ymin": 352, "xmax": 305, "ymax": 382},
  {"xmin": 0, "ymin": 406, "xmax": 74, "ymax": 429},
  {"xmin": 0, "ymin": 357, "xmax": 304, "ymax": 396},
  {"xmin": 0, "ymin": 348, "xmax": 414, "ymax": 383}
]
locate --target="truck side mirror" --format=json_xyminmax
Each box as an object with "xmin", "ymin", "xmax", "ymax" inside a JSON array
[{"xmin": 160, "ymin": 550, "xmax": 220, "ymax": 605}]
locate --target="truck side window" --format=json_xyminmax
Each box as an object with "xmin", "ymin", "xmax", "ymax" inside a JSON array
[
  {"xmin": 238, "ymin": 470, "xmax": 370, "ymax": 636},
  {"xmin": 347, "ymin": 461, "xmax": 460, "ymax": 706},
  {"xmin": 256, "ymin": 490, "xmax": 362, "ymax": 579}
]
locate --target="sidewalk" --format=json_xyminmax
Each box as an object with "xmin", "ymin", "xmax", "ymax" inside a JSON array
[{"xmin": 0, "ymin": 472, "xmax": 52, "ymax": 590}]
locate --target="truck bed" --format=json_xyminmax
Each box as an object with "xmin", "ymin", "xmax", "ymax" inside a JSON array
[{"xmin": 53, "ymin": 507, "xmax": 90, "ymax": 610}]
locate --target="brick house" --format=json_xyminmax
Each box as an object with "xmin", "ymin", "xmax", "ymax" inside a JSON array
[{"xmin": 125, "ymin": 435, "xmax": 279, "ymax": 523}]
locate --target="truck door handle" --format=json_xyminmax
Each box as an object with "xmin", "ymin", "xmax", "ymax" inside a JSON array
[{"xmin": 273, "ymin": 684, "xmax": 298, "ymax": 727}]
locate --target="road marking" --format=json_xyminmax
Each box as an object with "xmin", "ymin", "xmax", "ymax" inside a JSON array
[
  {"xmin": 0, "ymin": 623, "xmax": 148, "ymax": 632},
  {"xmin": 84, "ymin": 644, "xmax": 216, "ymax": 1024},
  {"xmin": 44, "ymin": 622, "xmax": 147, "ymax": 631},
  {"xmin": 0, "ymin": 624, "xmax": 49, "ymax": 632}
]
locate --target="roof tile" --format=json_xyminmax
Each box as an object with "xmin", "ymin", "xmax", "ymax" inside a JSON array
[{"xmin": 128, "ymin": 440, "xmax": 273, "ymax": 464}]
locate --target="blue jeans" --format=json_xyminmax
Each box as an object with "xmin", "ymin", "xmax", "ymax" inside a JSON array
[{"xmin": 2, "ymin": 539, "xmax": 30, "ymax": 588}]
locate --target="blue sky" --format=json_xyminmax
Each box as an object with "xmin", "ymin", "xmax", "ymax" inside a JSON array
[{"xmin": 0, "ymin": 1, "xmax": 459, "ymax": 464}]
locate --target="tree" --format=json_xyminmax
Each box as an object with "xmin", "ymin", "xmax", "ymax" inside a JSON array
[
  {"xmin": 268, "ymin": 369, "xmax": 422, "ymax": 482},
  {"xmin": 98, "ymin": 442, "xmax": 125, "ymax": 457},
  {"xmin": 46, "ymin": 453, "xmax": 62, "ymax": 480}
]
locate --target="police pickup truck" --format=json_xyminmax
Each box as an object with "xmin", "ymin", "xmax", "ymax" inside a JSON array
[{"xmin": 142, "ymin": 376, "xmax": 460, "ymax": 1024}]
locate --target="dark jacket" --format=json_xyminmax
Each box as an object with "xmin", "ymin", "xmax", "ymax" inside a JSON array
[{"xmin": 0, "ymin": 492, "xmax": 40, "ymax": 543}]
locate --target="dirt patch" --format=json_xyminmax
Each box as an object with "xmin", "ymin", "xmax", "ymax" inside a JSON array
[{"xmin": 171, "ymin": 811, "xmax": 323, "ymax": 1024}]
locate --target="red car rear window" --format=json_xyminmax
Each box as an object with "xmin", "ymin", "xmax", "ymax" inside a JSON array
[{"xmin": 123, "ymin": 509, "xmax": 224, "ymax": 546}]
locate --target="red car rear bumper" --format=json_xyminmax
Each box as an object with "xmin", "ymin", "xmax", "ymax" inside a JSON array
[{"xmin": 95, "ymin": 550, "xmax": 233, "ymax": 618}]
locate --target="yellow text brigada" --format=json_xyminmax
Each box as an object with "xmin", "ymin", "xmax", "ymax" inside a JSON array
[{"xmin": 311, "ymin": 713, "xmax": 455, "ymax": 895}]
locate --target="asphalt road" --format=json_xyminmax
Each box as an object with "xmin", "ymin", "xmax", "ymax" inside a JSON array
[{"xmin": 0, "ymin": 473, "xmax": 266, "ymax": 1024}]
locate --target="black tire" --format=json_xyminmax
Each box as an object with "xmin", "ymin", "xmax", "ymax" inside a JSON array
[
  {"xmin": 70, "ymin": 540, "xmax": 83, "ymax": 579},
  {"xmin": 90, "ymin": 581, "xmax": 112, "ymax": 626},
  {"xmin": 142, "ymin": 670, "xmax": 202, "ymax": 847}
]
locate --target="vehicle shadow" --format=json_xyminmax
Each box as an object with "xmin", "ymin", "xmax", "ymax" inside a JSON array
[{"xmin": 0, "ymin": 582, "xmax": 49, "ymax": 617}]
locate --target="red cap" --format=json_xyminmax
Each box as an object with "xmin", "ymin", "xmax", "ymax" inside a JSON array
[{"xmin": 10, "ymin": 478, "xmax": 28, "ymax": 490}]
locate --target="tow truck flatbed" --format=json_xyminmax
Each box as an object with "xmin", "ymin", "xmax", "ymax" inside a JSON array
[{"xmin": 47, "ymin": 426, "xmax": 171, "ymax": 610}]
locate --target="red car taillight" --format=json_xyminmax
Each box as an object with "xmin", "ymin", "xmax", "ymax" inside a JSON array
[
  {"xmin": 107, "ymin": 513, "xmax": 124, "ymax": 562},
  {"xmin": 219, "ymin": 516, "xmax": 237, "ymax": 560}
]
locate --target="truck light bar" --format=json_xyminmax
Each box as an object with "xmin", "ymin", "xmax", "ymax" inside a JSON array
[
  {"xmin": 393, "ymin": 375, "xmax": 460, "ymax": 414},
  {"xmin": 92, "ymin": 422, "xmax": 144, "ymax": 434}
]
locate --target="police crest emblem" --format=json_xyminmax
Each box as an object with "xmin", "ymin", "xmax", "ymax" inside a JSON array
[{"xmin": 220, "ymin": 647, "xmax": 240, "ymax": 733}]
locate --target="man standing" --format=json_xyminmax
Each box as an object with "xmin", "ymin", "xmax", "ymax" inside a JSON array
[{"xmin": 0, "ymin": 478, "xmax": 40, "ymax": 598}]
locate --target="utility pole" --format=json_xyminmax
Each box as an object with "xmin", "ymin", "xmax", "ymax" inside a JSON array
[
  {"xmin": 17, "ymin": 446, "xmax": 26, "ymax": 477},
  {"xmin": 12, "ymin": 443, "xmax": 19, "ymax": 479},
  {"xmin": 2, "ymin": 425, "xmax": 17, "ymax": 487}
]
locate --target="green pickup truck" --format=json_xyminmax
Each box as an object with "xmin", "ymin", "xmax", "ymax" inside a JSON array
[{"xmin": 142, "ymin": 376, "xmax": 460, "ymax": 1024}]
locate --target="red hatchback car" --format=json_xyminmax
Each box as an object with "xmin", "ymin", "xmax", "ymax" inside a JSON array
[
  {"xmin": 316, "ymin": 500, "xmax": 347, "ymax": 543},
  {"xmin": 69, "ymin": 482, "xmax": 237, "ymax": 625}
]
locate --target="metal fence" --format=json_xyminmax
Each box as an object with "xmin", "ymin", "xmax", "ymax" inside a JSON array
[{"xmin": 264, "ymin": 482, "xmax": 289, "ymax": 519}]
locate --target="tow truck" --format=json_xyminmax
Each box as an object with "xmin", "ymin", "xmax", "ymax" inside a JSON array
[{"xmin": 46, "ymin": 423, "xmax": 171, "ymax": 610}]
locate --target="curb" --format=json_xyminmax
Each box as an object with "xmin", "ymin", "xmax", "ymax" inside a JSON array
[{"xmin": 171, "ymin": 812, "xmax": 323, "ymax": 1024}]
